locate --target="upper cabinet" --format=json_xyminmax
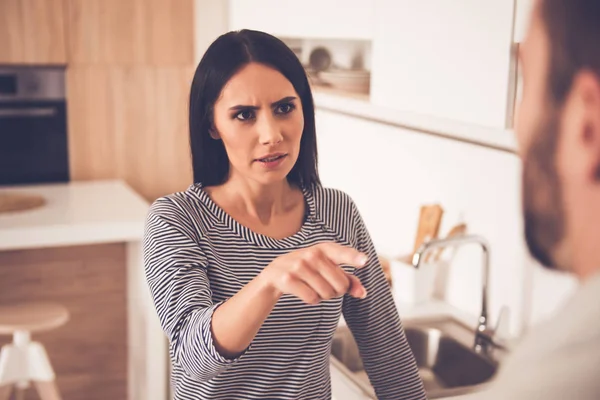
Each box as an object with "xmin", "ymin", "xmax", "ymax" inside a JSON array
[
  {"xmin": 514, "ymin": 0, "xmax": 533, "ymax": 43},
  {"xmin": 66, "ymin": 0, "xmax": 194, "ymax": 66},
  {"xmin": 229, "ymin": 0, "xmax": 375, "ymax": 40},
  {"xmin": 0, "ymin": 0, "xmax": 67, "ymax": 64},
  {"xmin": 370, "ymin": 0, "xmax": 516, "ymax": 129}
]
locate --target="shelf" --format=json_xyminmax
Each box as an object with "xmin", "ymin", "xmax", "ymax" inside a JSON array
[
  {"xmin": 311, "ymin": 84, "xmax": 370, "ymax": 102},
  {"xmin": 311, "ymin": 89, "xmax": 518, "ymax": 154}
]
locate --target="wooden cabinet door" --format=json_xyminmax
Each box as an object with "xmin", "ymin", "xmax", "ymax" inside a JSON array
[
  {"xmin": 0, "ymin": 0, "xmax": 67, "ymax": 64},
  {"xmin": 66, "ymin": 0, "xmax": 194, "ymax": 66},
  {"xmin": 67, "ymin": 66, "xmax": 194, "ymax": 201}
]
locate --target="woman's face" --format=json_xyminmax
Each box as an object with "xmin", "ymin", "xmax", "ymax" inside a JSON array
[{"xmin": 212, "ymin": 62, "xmax": 304, "ymax": 187}]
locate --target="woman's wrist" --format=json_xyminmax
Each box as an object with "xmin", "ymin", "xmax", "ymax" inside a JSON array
[{"xmin": 255, "ymin": 270, "xmax": 283, "ymax": 303}]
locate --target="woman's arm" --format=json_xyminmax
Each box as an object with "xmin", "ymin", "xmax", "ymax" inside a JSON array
[
  {"xmin": 144, "ymin": 210, "xmax": 247, "ymax": 382},
  {"xmin": 144, "ymin": 199, "xmax": 368, "ymax": 382},
  {"xmin": 342, "ymin": 199, "xmax": 427, "ymax": 400}
]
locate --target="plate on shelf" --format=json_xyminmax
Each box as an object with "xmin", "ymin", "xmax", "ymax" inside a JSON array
[{"xmin": 318, "ymin": 69, "xmax": 371, "ymax": 94}]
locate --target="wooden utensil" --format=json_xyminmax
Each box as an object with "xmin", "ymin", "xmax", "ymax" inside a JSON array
[{"xmin": 412, "ymin": 204, "xmax": 444, "ymax": 254}]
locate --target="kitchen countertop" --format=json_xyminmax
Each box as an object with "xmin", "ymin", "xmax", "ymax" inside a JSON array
[{"xmin": 0, "ymin": 180, "xmax": 150, "ymax": 251}]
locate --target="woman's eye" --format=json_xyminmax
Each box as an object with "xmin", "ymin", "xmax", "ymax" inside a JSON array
[
  {"xmin": 275, "ymin": 103, "xmax": 295, "ymax": 115},
  {"xmin": 235, "ymin": 110, "xmax": 255, "ymax": 121}
]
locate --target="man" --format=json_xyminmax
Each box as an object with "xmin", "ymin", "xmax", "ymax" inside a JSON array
[{"xmin": 482, "ymin": 0, "xmax": 600, "ymax": 398}]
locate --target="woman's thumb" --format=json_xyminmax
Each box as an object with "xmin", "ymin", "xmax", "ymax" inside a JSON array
[{"xmin": 347, "ymin": 274, "xmax": 367, "ymax": 299}]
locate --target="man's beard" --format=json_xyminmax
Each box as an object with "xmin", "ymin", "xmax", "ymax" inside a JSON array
[{"xmin": 522, "ymin": 111, "xmax": 567, "ymax": 270}]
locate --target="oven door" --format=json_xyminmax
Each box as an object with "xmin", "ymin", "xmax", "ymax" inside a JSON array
[{"xmin": 0, "ymin": 101, "xmax": 69, "ymax": 185}]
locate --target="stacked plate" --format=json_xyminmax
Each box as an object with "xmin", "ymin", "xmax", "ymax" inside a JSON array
[{"xmin": 318, "ymin": 69, "xmax": 371, "ymax": 94}]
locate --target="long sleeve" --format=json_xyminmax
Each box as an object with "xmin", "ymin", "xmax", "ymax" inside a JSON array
[
  {"xmin": 342, "ymin": 200, "xmax": 427, "ymax": 400},
  {"xmin": 142, "ymin": 201, "xmax": 245, "ymax": 382}
]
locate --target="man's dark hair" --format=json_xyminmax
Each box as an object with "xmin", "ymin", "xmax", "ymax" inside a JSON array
[{"xmin": 542, "ymin": 0, "xmax": 600, "ymax": 104}]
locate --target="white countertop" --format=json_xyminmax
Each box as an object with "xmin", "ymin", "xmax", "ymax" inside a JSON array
[{"xmin": 0, "ymin": 180, "xmax": 150, "ymax": 251}]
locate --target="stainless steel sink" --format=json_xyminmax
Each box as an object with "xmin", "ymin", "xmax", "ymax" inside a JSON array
[{"xmin": 331, "ymin": 316, "xmax": 508, "ymax": 399}]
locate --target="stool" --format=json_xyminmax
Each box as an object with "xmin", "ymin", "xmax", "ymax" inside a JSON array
[{"xmin": 0, "ymin": 303, "xmax": 69, "ymax": 400}]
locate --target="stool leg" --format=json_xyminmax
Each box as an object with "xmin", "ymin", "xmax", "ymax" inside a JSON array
[
  {"xmin": 27, "ymin": 342, "xmax": 61, "ymax": 400},
  {"xmin": 0, "ymin": 344, "xmax": 21, "ymax": 392},
  {"xmin": 34, "ymin": 381, "xmax": 61, "ymax": 400},
  {"xmin": 0, "ymin": 384, "xmax": 12, "ymax": 400}
]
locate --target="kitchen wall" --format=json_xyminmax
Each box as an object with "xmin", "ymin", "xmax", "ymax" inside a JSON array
[
  {"xmin": 315, "ymin": 107, "xmax": 583, "ymax": 338},
  {"xmin": 315, "ymin": 109, "xmax": 529, "ymax": 335}
]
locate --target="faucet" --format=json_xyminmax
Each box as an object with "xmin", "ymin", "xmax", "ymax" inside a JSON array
[{"xmin": 412, "ymin": 234, "xmax": 503, "ymax": 354}]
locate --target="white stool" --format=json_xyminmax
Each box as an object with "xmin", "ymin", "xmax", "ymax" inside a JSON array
[{"xmin": 0, "ymin": 303, "xmax": 69, "ymax": 400}]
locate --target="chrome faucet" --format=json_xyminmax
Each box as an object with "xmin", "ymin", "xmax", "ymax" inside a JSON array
[{"xmin": 412, "ymin": 234, "xmax": 504, "ymax": 354}]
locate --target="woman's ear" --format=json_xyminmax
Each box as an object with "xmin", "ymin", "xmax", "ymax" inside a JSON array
[{"xmin": 209, "ymin": 127, "xmax": 221, "ymax": 140}]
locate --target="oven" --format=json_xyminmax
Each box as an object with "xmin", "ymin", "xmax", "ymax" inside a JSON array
[{"xmin": 0, "ymin": 66, "xmax": 69, "ymax": 186}]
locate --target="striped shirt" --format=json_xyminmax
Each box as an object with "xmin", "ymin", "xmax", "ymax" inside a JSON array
[{"xmin": 143, "ymin": 183, "xmax": 427, "ymax": 400}]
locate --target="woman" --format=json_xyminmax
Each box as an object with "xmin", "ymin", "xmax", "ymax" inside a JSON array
[{"xmin": 143, "ymin": 29, "xmax": 426, "ymax": 400}]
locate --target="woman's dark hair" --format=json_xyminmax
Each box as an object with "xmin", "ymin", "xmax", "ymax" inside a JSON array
[{"xmin": 189, "ymin": 29, "xmax": 320, "ymax": 188}]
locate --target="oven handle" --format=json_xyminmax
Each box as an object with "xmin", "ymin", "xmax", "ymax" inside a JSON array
[{"xmin": 0, "ymin": 107, "xmax": 57, "ymax": 118}]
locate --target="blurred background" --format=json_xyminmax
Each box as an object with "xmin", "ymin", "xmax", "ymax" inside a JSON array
[{"xmin": 0, "ymin": 1, "xmax": 577, "ymax": 399}]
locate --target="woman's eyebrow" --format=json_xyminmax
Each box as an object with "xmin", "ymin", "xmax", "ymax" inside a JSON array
[
  {"xmin": 229, "ymin": 96, "xmax": 297, "ymax": 111},
  {"xmin": 271, "ymin": 96, "xmax": 297, "ymax": 106}
]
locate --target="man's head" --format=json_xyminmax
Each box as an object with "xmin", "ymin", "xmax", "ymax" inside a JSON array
[{"xmin": 515, "ymin": 0, "xmax": 600, "ymax": 277}]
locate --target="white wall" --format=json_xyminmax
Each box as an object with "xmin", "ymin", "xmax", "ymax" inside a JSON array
[
  {"xmin": 194, "ymin": 0, "xmax": 229, "ymax": 65},
  {"xmin": 315, "ymin": 108, "xmax": 529, "ymax": 335},
  {"xmin": 315, "ymin": 106, "xmax": 584, "ymax": 337},
  {"xmin": 229, "ymin": 0, "xmax": 375, "ymax": 40}
]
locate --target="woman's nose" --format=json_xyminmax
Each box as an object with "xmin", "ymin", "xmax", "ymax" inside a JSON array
[{"xmin": 258, "ymin": 115, "xmax": 283, "ymax": 145}]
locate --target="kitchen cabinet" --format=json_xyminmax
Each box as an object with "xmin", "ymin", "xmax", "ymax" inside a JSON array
[
  {"xmin": 65, "ymin": 0, "xmax": 194, "ymax": 65},
  {"xmin": 67, "ymin": 66, "xmax": 194, "ymax": 201},
  {"xmin": 0, "ymin": 180, "xmax": 166, "ymax": 400},
  {"xmin": 0, "ymin": 0, "xmax": 67, "ymax": 64},
  {"xmin": 229, "ymin": 0, "xmax": 374, "ymax": 40},
  {"xmin": 514, "ymin": 0, "xmax": 534, "ymax": 43},
  {"xmin": 370, "ymin": 0, "xmax": 515, "ymax": 129},
  {"xmin": 330, "ymin": 359, "xmax": 374, "ymax": 400},
  {"xmin": 0, "ymin": 244, "xmax": 127, "ymax": 400},
  {"xmin": 65, "ymin": 0, "xmax": 196, "ymax": 201}
]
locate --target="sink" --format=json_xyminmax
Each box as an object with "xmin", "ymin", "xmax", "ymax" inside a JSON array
[{"xmin": 331, "ymin": 316, "xmax": 507, "ymax": 399}]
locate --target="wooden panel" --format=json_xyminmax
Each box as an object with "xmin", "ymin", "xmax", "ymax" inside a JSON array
[
  {"xmin": 65, "ymin": 0, "xmax": 145, "ymax": 65},
  {"xmin": 66, "ymin": 68, "xmax": 118, "ymax": 180},
  {"xmin": 0, "ymin": 244, "xmax": 127, "ymax": 400},
  {"xmin": 67, "ymin": 66, "xmax": 194, "ymax": 201},
  {"xmin": 0, "ymin": 0, "xmax": 67, "ymax": 64},
  {"xmin": 66, "ymin": 0, "xmax": 193, "ymax": 66},
  {"xmin": 143, "ymin": 0, "xmax": 195, "ymax": 65}
]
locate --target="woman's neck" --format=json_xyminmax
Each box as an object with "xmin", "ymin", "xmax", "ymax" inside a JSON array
[{"xmin": 216, "ymin": 176, "xmax": 298, "ymax": 224}]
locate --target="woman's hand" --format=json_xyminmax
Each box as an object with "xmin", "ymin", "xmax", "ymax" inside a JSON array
[{"xmin": 259, "ymin": 242, "xmax": 368, "ymax": 304}]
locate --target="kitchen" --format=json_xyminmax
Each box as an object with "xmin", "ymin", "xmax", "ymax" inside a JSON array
[{"xmin": 0, "ymin": 0, "xmax": 582, "ymax": 399}]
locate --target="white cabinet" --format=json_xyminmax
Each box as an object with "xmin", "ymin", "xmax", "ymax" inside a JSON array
[
  {"xmin": 228, "ymin": 0, "xmax": 374, "ymax": 40},
  {"xmin": 514, "ymin": 0, "xmax": 534, "ymax": 43},
  {"xmin": 370, "ymin": 0, "xmax": 516, "ymax": 129}
]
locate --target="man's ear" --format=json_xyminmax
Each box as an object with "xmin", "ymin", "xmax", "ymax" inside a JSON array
[{"xmin": 574, "ymin": 71, "xmax": 600, "ymax": 182}]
